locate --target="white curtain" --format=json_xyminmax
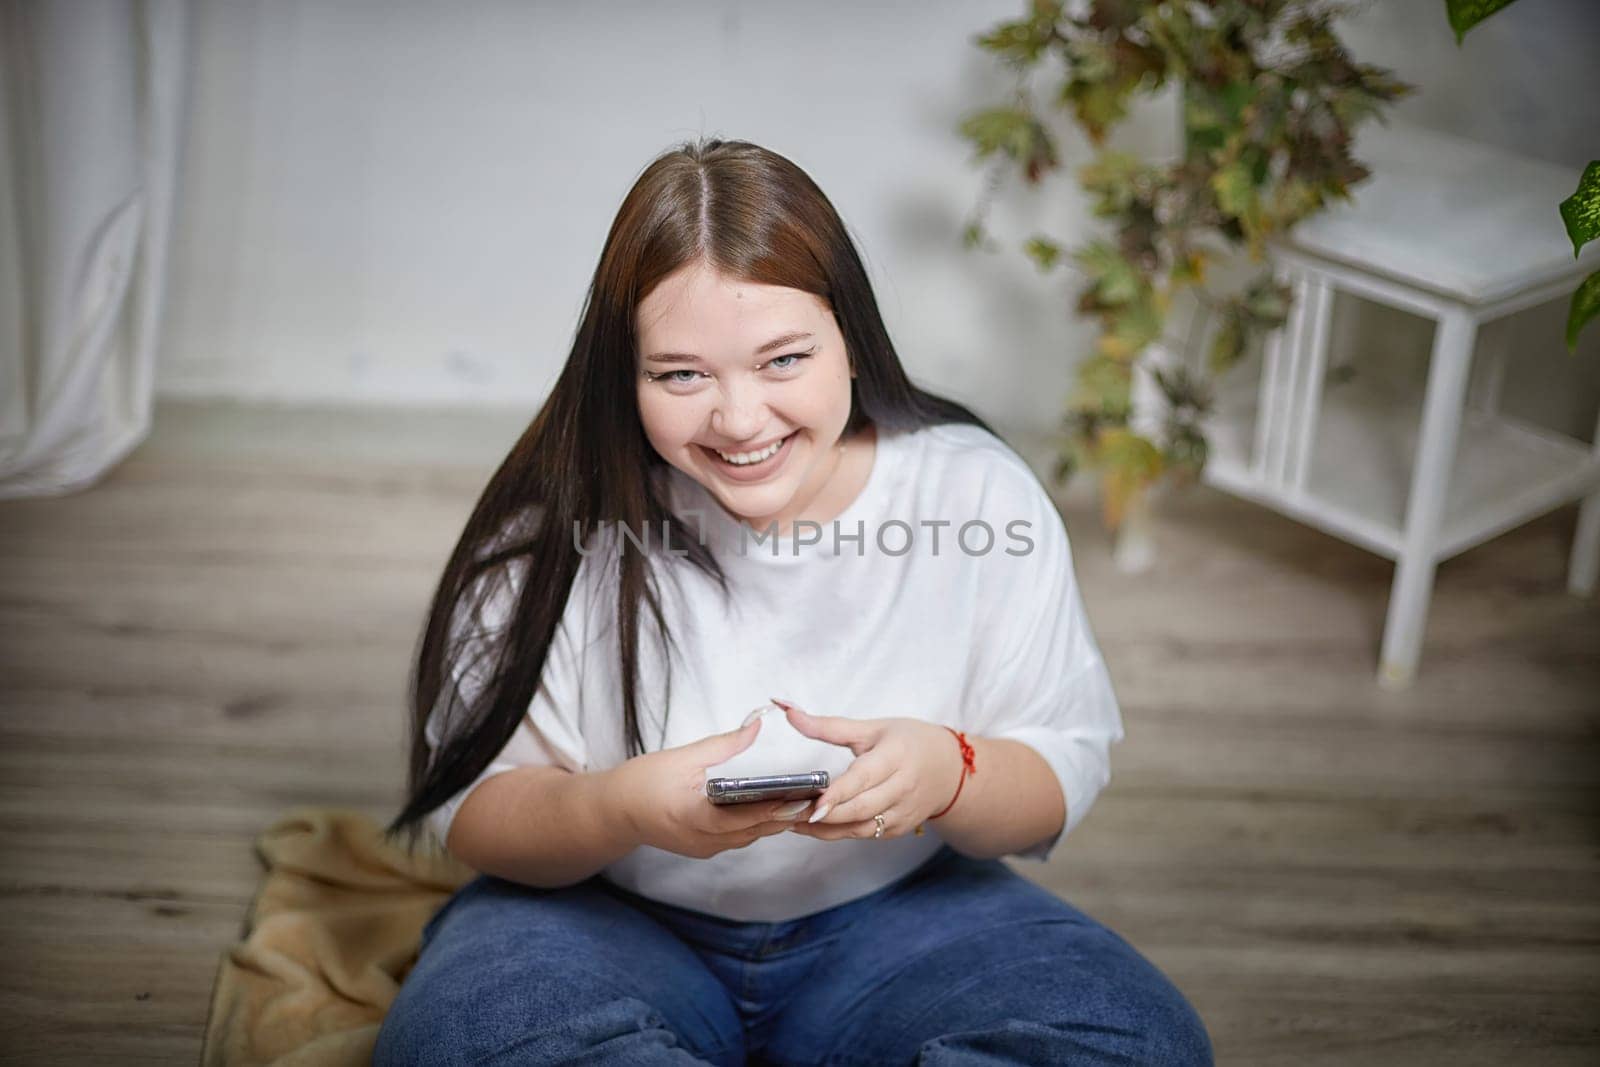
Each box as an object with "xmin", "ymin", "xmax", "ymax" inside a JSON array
[{"xmin": 0, "ymin": 0, "xmax": 188, "ymax": 499}]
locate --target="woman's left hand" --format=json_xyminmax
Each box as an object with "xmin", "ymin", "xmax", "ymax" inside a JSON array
[{"xmin": 771, "ymin": 697, "xmax": 962, "ymax": 841}]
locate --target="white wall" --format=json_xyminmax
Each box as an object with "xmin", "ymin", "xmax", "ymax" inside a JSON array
[
  {"xmin": 158, "ymin": 0, "xmax": 1598, "ymax": 440},
  {"xmin": 158, "ymin": 0, "xmax": 1131, "ymax": 428}
]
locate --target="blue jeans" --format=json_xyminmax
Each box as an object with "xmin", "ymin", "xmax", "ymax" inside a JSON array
[{"xmin": 374, "ymin": 844, "xmax": 1213, "ymax": 1065}]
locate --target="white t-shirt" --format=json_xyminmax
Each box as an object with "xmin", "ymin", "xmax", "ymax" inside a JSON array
[{"xmin": 424, "ymin": 421, "xmax": 1125, "ymax": 922}]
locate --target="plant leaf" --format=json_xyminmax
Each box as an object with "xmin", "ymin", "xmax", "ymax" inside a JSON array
[
  {"xmin": 957, "ymin": 107, "xmax": 1029, "ymax": 160},
  {"xmin": 1559, "ymin": 161, "xmax": 1600, "ymax": 258},
  {"xmin": 1061, "ymin": 78, "xmax": 1132, "ymax": 144},
  {"xmin": 958, "ymin": 106, "xmax": 1060, "ymax": 184},
  {"xmin": 1240, "ymin": 275, "xmax": 1292, "ymax": 327},
  {"xmin": 1052, "ymin": 449, "xmax": 1077, "ymax": 486},
  {"xmin": 973, "ymin": 1, "xmax": 1063, "ymax": 67},
  {"xmin": 1098, "ymin": 298, "xmax": 1164, "ymax": 359},
  {"xmin": 1096, "ymin": 427, "xmax": 1164, "ymax": 531},
  {"xmin": 1168, "ymin": 249, "xmax": 1208, "ymax": 287},
  {"xmin": 1079, "ymin": 151, "xmax": 1149, "ymax": 216},
  {"xmin": 1152, "ymin": 363, "xmax": 1214, "ymax": 414},
  {"xmin": 1074, "ymin": 241, "xmax": 1145, "ymax": 306},
  {"xmin": 1211, "ymin": 162, "xmax": 1256, "ymax": 219},
  {"xmin": 1566, "ymin": 268, "xmax": 1600, "ymax": 351},
  {"xmin": 1024, "ymin": 236, "xmax": 1063, "ymax": 272},
  {"xmin": 1161, "ymin": 420, "xmax": 1209, "ymax": 486},
  {"xmin": 1445, "ymin": 0, "xmax": 1520, "ymax": 45},
  {"xmin": 1072, "ymin": 353, "xmax": 1134, "ymax": 418},
  {"xmin": 1208, "ymin": 308, "xmax": 1246, "ymax": 374}
]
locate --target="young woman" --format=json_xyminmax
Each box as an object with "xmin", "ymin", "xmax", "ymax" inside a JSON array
[{"xmin": 376, "ymin": 138, "xmax": 1213, "ymax": 1066}]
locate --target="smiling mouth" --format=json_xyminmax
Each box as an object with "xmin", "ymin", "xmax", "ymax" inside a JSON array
[{"xmin": 703, "ymin": 431, "xmax": 796, "ymax": 465}]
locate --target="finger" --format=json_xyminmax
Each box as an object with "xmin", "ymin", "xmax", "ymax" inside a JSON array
[
  {"xmin": 808, "ymin": 756, "xmax": 893, "ymax": 823},
  {"xmin": 713, "ymin": 814, "xmax": 798, "ymax": 851},
  {"xmin": 789, "ymin": 807, "xmax": 903, "ymax": 841},
  {"xmin": 694, "ymin": 717, "xmax": 763, "ymax": 771},
  {"xmin": 814, "ymin": 774, "xmax": 902, "ymax": 827},
  {"xmin": 711, "ymin": 796, "xmax": 814, "ymax": 832},
  {"xmin": 774, "ymin": 699, "xmax": 878, "ymax": 755}
]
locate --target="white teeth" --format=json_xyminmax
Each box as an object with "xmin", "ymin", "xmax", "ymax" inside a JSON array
[{"xmin": 715, "ymin": 436, "xmax": 786, "ymax": 465}]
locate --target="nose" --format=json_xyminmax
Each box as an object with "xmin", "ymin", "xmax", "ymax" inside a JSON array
[{"xmin": 710, "ymin": 381, "xmax": 768, "ymax": 441}]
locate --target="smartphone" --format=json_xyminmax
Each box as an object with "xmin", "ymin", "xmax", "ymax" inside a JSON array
[{"xmin": 706, "ymin": 771, "xmax": 829, "ymax": 805}]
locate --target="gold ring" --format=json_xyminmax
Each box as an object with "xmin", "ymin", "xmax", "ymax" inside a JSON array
[{"xmin": 873, "ymin": 813, "xmax": 885, "ymax": 838}]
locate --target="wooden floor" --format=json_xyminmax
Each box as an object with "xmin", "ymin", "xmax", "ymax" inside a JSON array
[{"xmin": 1, "ymin": 398, "xmax": 1596, "ymax": 1064}]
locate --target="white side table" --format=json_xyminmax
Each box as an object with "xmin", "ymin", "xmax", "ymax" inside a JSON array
[{"xmin": 1187, "ymin": 122, "xmax": 1600, "ymax": 689}]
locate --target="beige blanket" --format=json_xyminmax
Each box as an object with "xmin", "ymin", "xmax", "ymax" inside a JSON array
[{"xmin": 200, "ymin": 807, "xmax": 475, "ymax": 1066}]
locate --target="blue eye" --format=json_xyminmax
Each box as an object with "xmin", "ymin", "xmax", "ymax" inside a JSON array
[{"xmin": 644, "ymin": 350, "xmax": 814, "ymax": 387}]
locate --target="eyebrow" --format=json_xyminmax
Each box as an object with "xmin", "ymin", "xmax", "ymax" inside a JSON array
[{"xmin": 642, "ymin": 331, "xmax": 815, "ymax": 365}]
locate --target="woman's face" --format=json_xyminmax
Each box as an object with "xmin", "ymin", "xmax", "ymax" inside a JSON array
[{"xmin": 635, "ymin": 260, "xmax": 856, "ymax": 533}]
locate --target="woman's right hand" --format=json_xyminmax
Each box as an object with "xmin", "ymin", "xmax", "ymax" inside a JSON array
[{"xmin": 613, "ymin": 716, "xmax": 815, "ymax": 860}]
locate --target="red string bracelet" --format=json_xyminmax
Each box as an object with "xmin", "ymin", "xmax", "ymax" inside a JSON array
[{"xmin": 927, "ymin": 727, "xmax": 976, "ymax": 820}]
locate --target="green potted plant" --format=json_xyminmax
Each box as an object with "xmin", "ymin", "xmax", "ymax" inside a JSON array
[{"xmin": 957, "ymin": 0, "xmax": 1409, "ymax": 560}]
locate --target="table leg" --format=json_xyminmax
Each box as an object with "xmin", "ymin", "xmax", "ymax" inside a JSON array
[
  {"xmin": 1253, "ymin": 263, "xmax": 1299, "ymax": 484},
  {"xmin": 1378, "ymin": 308, "xmax": 1477, "ymax": 690},
  {"xmin": 1466, "ymin": 318, "xmax": 1508, "ymax": 416},
  {"xmin": 1288, "ymin": 275, "xmax": 1333, "ymax": 492},
  {"xmin": 1568, "ymin": 406, "xmax": 1600, "ymax": 597}
]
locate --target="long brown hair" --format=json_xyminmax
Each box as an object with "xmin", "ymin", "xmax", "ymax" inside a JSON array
[{"xmin": 384, "ymin": 138, "xmax": 997, "ymax": 852}]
